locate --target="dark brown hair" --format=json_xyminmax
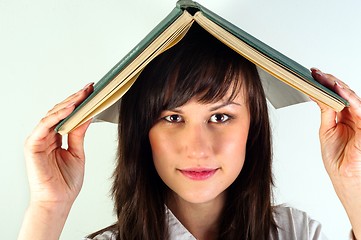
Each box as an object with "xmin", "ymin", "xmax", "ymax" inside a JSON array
[{"xmin": 90, "ymin": 23, "xmax": 276, "ymax": 239}]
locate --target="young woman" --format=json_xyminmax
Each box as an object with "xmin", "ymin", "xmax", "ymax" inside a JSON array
[{"xmin": 18, "ymin": 25, "xmax": 361, "ymax": 239}]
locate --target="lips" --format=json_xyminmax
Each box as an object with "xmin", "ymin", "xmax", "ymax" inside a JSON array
[{"xmin": 179, "ymin": 168, "xmax": 218, "ymax": 180}]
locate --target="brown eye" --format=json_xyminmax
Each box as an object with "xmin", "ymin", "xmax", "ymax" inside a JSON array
[
  {"xmin": 209, "ymin": 114, "xmax": 230, "ymax": 123},
  {"xmin": 164, "ymin": 114, "xmax": 183, "ymax": 123}
]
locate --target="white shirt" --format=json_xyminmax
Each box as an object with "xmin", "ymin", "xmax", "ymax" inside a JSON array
[{"xmin": 85, "ymin": 206, "xmax": 328, "ymax": 240}]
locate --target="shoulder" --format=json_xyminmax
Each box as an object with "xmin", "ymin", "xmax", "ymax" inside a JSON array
[
  {"xmin": 272, "ymin": 205, "xmax": 327, "ymax": 239},
  {"xmin": 84, "ymin": 230, "xmax": 117, "ymax": 240}
]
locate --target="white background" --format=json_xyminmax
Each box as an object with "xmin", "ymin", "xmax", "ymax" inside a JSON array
[{"xmin": 1, "ymin": 0, "xmax": 360, "ymax": 239}]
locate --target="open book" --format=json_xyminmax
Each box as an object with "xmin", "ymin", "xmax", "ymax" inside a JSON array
[{"xmin": 55, "ymin": 0, "xmax": 348, "ymax": 135}]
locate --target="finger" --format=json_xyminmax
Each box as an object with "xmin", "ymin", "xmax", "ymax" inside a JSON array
[
  {"xmin": 311, "ymin": 68, "xmax": 358, "ymax": 107},
  {"xmin": 67, "ymin": 119, "xmax": 92, "ymax": 159},
  {"xmin": 46, "ymin": 83, "xmax": 94, "ymax": 117},
  {"xmin": 312, "ymin": 68, "xmax": 361, "ymax": 154},
  {"xmin": 30, "ymin": 103, "xmax": 77, "ymax": 142},
  {"xmin": 24, "ymin": 103, "xmax": 76, "ymax": 157},
  {"xmin": 311, "ymin": 96, "xmax": 337, "ymax": 134},
  {"xmin": 311, "ymin": 68, "xmax": 336, "ymax": 90},
  {"xmin": 337, "ymin": 86, "xmax": 361, "ymax": 123},
  {"xmin": 26, "ymin": 83, "xmax": 94, "ymax": 155},
  {"xmin": 311, "ymin": 68, "xmax": 352, "ymax": 96},
  {"xmin": 62, "ymin": 82, "xmax": 94, "ymax": 102},
  {"xmin": 45, "ymin": 133, "xmax": 63, "ymax": 155},
  {"xmin": 312, "ymin": 68, "xmax": 361, "ymax": 123}
]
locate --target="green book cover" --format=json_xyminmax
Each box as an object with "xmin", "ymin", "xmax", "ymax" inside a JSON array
[
  {"xmin": 56, "ymin": 0, "xmax": 348, "ymax": 134},
  {"xmin": 55, "ymin": 6, "xmax": 184, "ymax": 133},
  {"xmin": 179, "ymin": 0, "xmax": 347, "ymax": 106}
]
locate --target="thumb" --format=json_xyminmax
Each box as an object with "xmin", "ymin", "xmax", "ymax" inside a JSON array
[
  {"xmin": 67, "ymin": 119, "xmax": 92, "ymax": 159},
  {"xmin": 311, "ymin": 97, "xmax": 337, "ymax": 136},
  {"xmin": 310, "ymin": 68, "xmax": 338, "ymax": 135}
]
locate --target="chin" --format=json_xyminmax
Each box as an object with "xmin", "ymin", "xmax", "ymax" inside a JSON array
[{"xmin": 176, "ymin": 189, "xmax": 226, "ymax": 205}]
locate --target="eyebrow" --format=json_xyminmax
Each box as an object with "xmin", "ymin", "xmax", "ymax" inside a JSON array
[
  {"xmin": 209, "ymin": 101, "xmax": 242, "ymax": 111},
  {"xmin": 164, "ymin": 101, "xmax": 242, "ymax": 114}
]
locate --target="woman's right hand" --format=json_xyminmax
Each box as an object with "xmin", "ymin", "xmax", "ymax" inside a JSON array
[
  {"xmin": 18, "ymin": 83, "xmax": 94, "ymax": 240},
  {"xmin": 24, "ymin": 82, "xmax": 94, "ymax": 207}
]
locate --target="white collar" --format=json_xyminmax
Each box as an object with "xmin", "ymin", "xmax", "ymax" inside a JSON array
[{"xmin": 166, "ymin": 207, "xmax": 196, "ymax": 240}]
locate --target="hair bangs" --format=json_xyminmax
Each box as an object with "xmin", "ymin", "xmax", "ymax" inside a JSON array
[
  {"xmin": 162, "ymin": 52, "xmax": 244, "ymax": 111},
  {"xmin": 153, "ymin": 25, "xmax": 247, "ymax": 112}
]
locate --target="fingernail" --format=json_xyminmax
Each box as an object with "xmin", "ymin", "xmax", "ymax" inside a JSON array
[
  {"xmin": 311, "ymin": 68, "xmax": 324, "ymax": 77},
  {"xmin": 334, "ymin": 80, "xmax": 344, "ymax": 89},
  {"xmin": 83, "ymin": 82, "xmax": 94, "ymax": 90}
]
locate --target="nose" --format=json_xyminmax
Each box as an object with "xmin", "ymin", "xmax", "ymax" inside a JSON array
[{"xmin": 182, "ymin": 124, "xmax": 211, "ymax": 160}]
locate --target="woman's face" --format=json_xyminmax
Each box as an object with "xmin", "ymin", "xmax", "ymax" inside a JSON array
[{"xmin": 149, "ymin": 89, "xmax": 250, "ymax": 206}]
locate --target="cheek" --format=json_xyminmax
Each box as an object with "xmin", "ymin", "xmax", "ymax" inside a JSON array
[
  {"xmin": 149, "ymin": 127, "xmax": 176, "ymax": 166},
  {"xmin": 214, "ymin": 125, "xmax": 248, "ymax": 157},
  {"xmin": 214, "ymin": 125, "xmax": 249, "ymax": 175},
  {"xmin": 149, "ymin": 128, "xmax": 179, "ymax": 187},
  {"xmin": 149, "ymin": 128, "xmax": 162, "ymax": 161}
]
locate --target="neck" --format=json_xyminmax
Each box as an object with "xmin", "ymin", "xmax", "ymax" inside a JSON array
[{"xmin": 167, "ymin": 192, "xmax": 226, "ymax": 240}]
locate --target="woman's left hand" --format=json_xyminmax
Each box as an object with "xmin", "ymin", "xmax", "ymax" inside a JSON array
[{"xmin": 311, "ymin": 68, "xmax": 361, "ymax": 239}]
